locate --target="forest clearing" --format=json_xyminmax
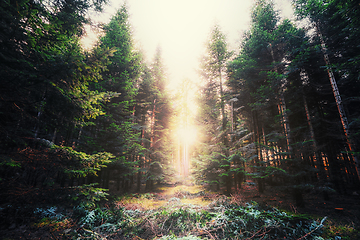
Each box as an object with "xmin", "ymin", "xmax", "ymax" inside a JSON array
[{"xmin": 1, "ymin": 0, "xmax": 360, "ymax": 239}]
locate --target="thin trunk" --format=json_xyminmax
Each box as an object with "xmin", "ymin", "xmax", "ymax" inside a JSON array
[
  {"xmin": 137, "ymin": 114, "xmax": 146, "ymax": 192},
  {"xmin": 269, "ymin": 43, "xmax": 292, "ymax": 154},
  {"xmin": 316, "ymin": 23, "xmax": 360, "ymax": 181},
  {"xmin": 102, "ymin": 168, "xmax": 109, "ymax": 189},
  {"xmin": 231, "ymin": 101, "xmax": 234, "ymax": 133},
  {"xmin": 74, "ymin": 125, "xmax": 82, "ymax": 148},
  {"xmin": 262, "ymin": 123, "xmax": 267, "ymax": 164},
  {"xmin": 150, "ymin": 99, "xmax": 156, "ymax": 148},
  {"xmin": 219, "ymin": 68, "xmax": 226, "ymax": 134},
  {"xmin": 303, "ymin": 94, "xmax": 325, "ymax": 181},
  {"xmin": 116, "ymin": 175, "xmax": 121, "ymax": 191},
  {"xmin": 137, "ymin": 167, "xmax": 141, "ymax": 192},
  {"xmin": 65, "ymin": 122, "xmax": 75, "ymax": 147},
  {"xmin": 219, "ymin": 67, "xmax": 230, "ymax": 194},
  {"xmin": 147, "ymin": 99, "xmax": 156, "ymax": 190},
  {"xmin": 52, "ymin": 128, "xmax": 57, "ymax": 144},
  {"xmin": 257, "ymin": 113, "xmax": 264, "ymax": 194},
  {"xmin": 34, "ymin": 91, "xmax": 46, "ymax": 139},
  {"xmin": 278, "ymin": 94, "xmax": 292, "ymax": 153}
]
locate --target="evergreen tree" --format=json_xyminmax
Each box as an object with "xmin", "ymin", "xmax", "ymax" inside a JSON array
[
  {"xmin": 80, "ymin": 4, "xmax": 144, "ymax": 190},
  {"xmin": 195, "ymin": 24, "xmax": 233, "ymax": 194},
  {"xmin": 134, "ymin": 64, "xmax": 155, "ymax": 191},
  {"xmin": 0, "ymin": 0, "xmax": 115, "ymax": 205},
  {"xmin": 227, "ymin": 0, "xmax": 318, "ymax": 205},
  {"xmin": 145, "ymin": 46, "xmax": 174, "ymax": 190},
  {"xmin": 293, "ymin": 0, "xmax": 360, "ymax": 185},
  {"xmin": 0, "ymin": 0, "xmax": 110, "ymax": 150}
]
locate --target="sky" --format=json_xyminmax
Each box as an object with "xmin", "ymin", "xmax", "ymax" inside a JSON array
[{"xmin": 84, "ymin": 0, "xmax": 294, "ymax": 91}]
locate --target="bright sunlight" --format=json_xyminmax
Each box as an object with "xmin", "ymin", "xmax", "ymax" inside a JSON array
[
  {"xmin": 177, "ymin": 126, "xmax": 197, "ymax": 145},
  {"xmin": 173, "ymin": 78, "xmax": 198, "ymax": 180}
]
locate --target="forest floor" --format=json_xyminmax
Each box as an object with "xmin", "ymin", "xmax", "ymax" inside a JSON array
[
  {"xmin": 114, "ymin": 180, "xmax": 360, "ymax": 238},
  {"xmin": 1, "ymin": 180, "xmax": 360, "ymax": 239}
]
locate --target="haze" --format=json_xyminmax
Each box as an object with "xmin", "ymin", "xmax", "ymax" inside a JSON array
[{"xmin": 84, "ymin": 0, "xmax": 294, "ymax": 90}]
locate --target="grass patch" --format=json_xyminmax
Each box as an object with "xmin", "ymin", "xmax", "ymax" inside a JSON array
[
  {"xmin": 322, "ymin": 219, "xmax": 360, "ymax": 240},
  {"xmin": 159, "ymin": 185, "xmax": 206, "ymax": 196},
  {"xmin": 180, "ymin": 198, "xmax": 212, "ymax": 206},
  {"xmin": 114, "ymin": 193, "xmax": 167, "ymax": 210}
]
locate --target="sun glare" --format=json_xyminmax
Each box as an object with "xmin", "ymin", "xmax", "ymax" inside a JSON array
[
  {"xmin": 175, "ymin": 125, "xmax": 197, "ymax": 179},
  {"xmin": 177, "ymin": 126, "xmax": 197, "ymax": 145}
]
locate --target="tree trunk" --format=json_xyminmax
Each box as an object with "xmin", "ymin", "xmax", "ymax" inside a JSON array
[
  {"xmin": 258, "ymin": 178, "xmax": 264, "ymax": 194},
  {"xmin": 269, "ymin": 43, "xmax": 292, "ymax": 155},
  {"xmin": 150, "ymin": 99, "xmax": 156, "ymax": 148},
  {"xmin": 116, "ymin": 174, "xmax": 121, "ymax": 191},
  {"xmin": 34, "ymin": 90, "xmax": 46, "ymax": 139},
  {"xmin": 293, "ymin": 188, "xmax": 305, "ymax": 207},
  {"xmin": 219, "ymin": 67, "xmax": 231, "ymax": 195},
  {"xmin": 316, "ymin": 23, "xmax": 360, "ymax": 181},
  {"xmin": 278, "ymin": 94, "xmax": 292, "ymax": 154},
  {"xmin": 74, "ymin": 125, "xmax": 82, "ymax": 148},
  {"xmin": 137, "ymin": 170, "xmax": 141, "ymax": 192},
  {"xmin": 52, "ymin": 128, "xmax": 57, "ymax": 144}
]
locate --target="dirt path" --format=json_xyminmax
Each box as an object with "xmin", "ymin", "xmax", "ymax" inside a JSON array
[{"xmin": 116, "ymin": 184, "xmax": 215, "ymax": 211}]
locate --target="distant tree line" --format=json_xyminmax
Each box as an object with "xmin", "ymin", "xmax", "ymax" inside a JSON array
[{"xmin": 193, "ymin": 0, "xmax": 360, "ymax": 206}]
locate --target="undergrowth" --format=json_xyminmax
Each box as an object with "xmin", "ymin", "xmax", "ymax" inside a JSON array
[{"xmin": 2, "ymin": 186, "xmax": 357, "ymax": 239}]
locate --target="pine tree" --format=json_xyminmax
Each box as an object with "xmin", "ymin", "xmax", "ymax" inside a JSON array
[
  {"xmin": 80, "ymin": 4, "xmax": 143, "ymax": 190},
  {"xmin": 293, "ymin": 0, "xmax": 360, "ymax": 185},
  {"xmin": 196, "ymin": 24, "xmax": 233, "ymax": 194},
  {"xmin": 0, "ymin": 0, "xmax": 115, "ymax": 205},
  {"xmin": 145, "ymin": 46, "xmax": 174, "ymax": 190},
  {"xmin": 228, "ymin": 0, "xmax": 321, "ymax": 205}
]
